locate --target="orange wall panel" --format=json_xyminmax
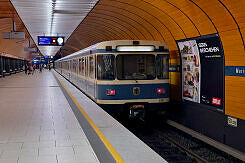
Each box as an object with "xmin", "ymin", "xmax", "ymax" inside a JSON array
[{"xmin": 225, "ymin": 76, "xmax": 245, "ymax": 120}]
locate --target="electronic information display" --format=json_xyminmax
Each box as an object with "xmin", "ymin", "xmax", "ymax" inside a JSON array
[{"xmin": 38, "ymin": 36, "xmax": 65, "ymax": 46}]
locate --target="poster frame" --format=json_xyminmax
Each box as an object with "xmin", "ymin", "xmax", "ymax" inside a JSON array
[{"xmin": 176, "ymin": 33, "xmax": 225, "ymax": 112}]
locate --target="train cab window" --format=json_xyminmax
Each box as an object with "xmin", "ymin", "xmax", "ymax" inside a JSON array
[
  {"xmin": 156, "ymin": 54, "xmax": 169, "ymax": 79},
  {"xmin": 89, "ymin": 56, "xmax": 95, "ymax": 79},
  {"xmin": 97, "ymin": 55, "xmax": 115, "ymax": 80},
  {"xmin": 117, "ymin": 54, "xmax": 155, "ymax": 80}
]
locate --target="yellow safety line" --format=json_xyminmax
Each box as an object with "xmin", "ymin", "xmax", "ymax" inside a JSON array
[{"xmin": 54, "ymin": 73, "xmax": 125, "ymax": 163}]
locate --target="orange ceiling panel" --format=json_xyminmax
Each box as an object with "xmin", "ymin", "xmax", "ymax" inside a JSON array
[{"xmin": 61, "ymin": 0, "xmax": 245, "ymax": 65}]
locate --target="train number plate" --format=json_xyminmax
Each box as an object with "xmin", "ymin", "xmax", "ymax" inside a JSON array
[{"xmin": 227, "ymin": 116, "xmax": 237, "ymax": 127}]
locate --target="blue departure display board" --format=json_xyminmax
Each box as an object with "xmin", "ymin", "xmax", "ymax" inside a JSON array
[{"xmin": 38, "ymin": 36, "xmax": 65, "ymax": 46}]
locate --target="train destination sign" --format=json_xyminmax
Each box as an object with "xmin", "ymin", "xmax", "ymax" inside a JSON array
[
  {"xmin": 38, "ymin": 36, "xmax": 65, "ymax": 46},
  {"xmin": 116, "ymin": 45, "xmax": 155, "ymax": 52}
]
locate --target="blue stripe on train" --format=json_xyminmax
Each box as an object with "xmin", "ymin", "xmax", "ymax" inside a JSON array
[{"xmin": 97, "ymin": 83, "xmax": 169, "ymax": 100}]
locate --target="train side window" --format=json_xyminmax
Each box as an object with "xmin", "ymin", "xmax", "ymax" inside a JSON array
[
  {"xmin": 76, "ymin": 59, "xmax": 78, "ymax": 74},
  {"xmin": 97, "ymin": 54, "xmax": 115, "ymax": 80},
  {"xmin": 85, "ymin": 57, "xmax": 88, "ymax": 77},
  {"xmin": 79, "ymin": 58, "xmax": 82, "ymax": 75},
  {"xmin": 70, "ymin": 60, "xmax": 72, "ymax": 72},
  {"xmin": 89, "ymin": 56, "xmax": 95, "ymax": 79},
  {"xmin": 82, "ymin": 57, "xmax": 85, "ymax": 76},
  {"xmin": 73, "ymin": 59, "xmax": 75, "ymax": 73},
  {"xmin": 70, "ymin": 60, "xmax": 71, "ymax": 72},
  {"xmin": 156, "ymin": 54, "xmax": 169, "ymax": 79}
]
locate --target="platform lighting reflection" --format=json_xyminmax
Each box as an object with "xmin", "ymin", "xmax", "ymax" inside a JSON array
[{"xmin": 116, "ymin": 46, "xmax": 155, "ymax": 52}]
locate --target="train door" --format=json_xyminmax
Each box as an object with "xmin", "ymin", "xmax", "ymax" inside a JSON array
[
  {"xmin": 72, "ymin": 59, "xmax": 75, "ymax": 82},
  {"xmin": 89, "ymin": 55, "xmax": 96, "ymax": 97},
  {"xmin": 68, "ymin": 60, "xmax": 71, "ymax": 80},
  {"xmin": 81, "ymin": 57, "xmax": 86, "ymax": 90},
  {"xmin": 85, "ymin": 56, "xmax": 89, "ymax": 92},
  {"xmin": 75, "ymin": 59, "xmax": 79, "ymax": 84},
  {"xmin": 67, "ymin": 61, "xmax": 69, "ymax": 78}
]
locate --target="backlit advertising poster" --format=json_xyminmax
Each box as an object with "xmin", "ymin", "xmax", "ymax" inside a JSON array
[
  {"xmin": 177, "ymin": 34, "xmax": 224, "ymax": 111},
  {"xmin": 178, "ymin": 40, "xmax": 201, "ymax": 103}
]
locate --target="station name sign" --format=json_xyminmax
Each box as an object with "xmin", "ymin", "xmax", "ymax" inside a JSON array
[
  {"xmin": 38, "ymin": 36, "xmax": 65, "ymax": 46},
  {"xmin": 225, "ymin": 66, "xmax": 245, "ymax": 77}
]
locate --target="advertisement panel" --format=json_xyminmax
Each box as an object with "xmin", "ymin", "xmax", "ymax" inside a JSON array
[
  {"xmin": 177, "ymin": 40, "xmax": 201, "ymax": 103},
  {"xmin": 177, "ymin": 34, "xmax": 224, "ymax": 111}
]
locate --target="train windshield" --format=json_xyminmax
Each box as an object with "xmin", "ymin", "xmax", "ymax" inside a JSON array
[
  {"xmin": 156, "ymin": 54, "xmax": 169, "ymax": 79},
  {"xmin": 97, "ymin": 55, "xmax": 115, "ymax": 80},
  {"xmin": 117, "ymin": 54, "xmax": 155, "ymax": 80}
]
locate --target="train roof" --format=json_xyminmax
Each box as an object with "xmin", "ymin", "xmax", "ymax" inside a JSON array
[{"xmin": 55, "ymin": 40, "xmax": 168, "ymax": 62}]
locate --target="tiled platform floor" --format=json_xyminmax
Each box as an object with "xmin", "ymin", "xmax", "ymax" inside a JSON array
[{"xmin": 0, "ymin": 70, "xmax": 99, "ymax": 163}]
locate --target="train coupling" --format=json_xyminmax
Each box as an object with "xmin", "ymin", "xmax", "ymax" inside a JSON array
[{"xmin": 129, "ymin": 104, "xmax": 145, "ymax": 119}]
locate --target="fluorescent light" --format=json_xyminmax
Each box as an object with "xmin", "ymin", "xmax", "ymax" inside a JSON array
[{"xmin": 117, "ymin": 46, "xmax": 155, "ymax": 52}]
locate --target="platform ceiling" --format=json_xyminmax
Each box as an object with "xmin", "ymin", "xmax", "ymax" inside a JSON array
[{"xmin": 10, "ymin": 0, "xmax": 99, "ymax": 56}]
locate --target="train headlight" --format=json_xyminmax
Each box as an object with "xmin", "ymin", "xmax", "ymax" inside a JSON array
[
  {"xmin": 157, "ymin": 88, "xmax": 165, "ymax": 94},
  {"xmin": 106, "ymin": 89, "xmax": 115, "ymax": 96}
]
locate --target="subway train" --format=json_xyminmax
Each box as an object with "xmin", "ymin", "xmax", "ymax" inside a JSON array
[{"xmin": 55, "ymin": 40, "xmax": 169, "ymax": 118}]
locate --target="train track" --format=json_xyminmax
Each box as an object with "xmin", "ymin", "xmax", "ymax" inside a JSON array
[{"xmin": 113, "ymin": 113, "xmax": 244, "ymax": 163}]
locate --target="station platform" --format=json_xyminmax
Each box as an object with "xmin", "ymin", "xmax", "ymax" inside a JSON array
[{"xmin": 0, "ymin": 70, "xmax": 166, "ymax": 163}]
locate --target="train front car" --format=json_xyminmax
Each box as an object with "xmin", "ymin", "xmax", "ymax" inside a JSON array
[{"xmin": 95, "ymin": 40, "xmax": 170, "ymax": 119}]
